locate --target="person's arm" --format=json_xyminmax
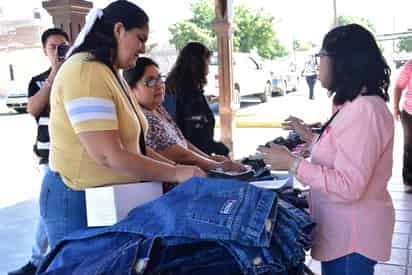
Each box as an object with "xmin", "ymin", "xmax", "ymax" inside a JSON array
[
  {"xmin": 27, "ymin": 78, "xmax": 52, "ymax": 117},
  {"xmin": 393, "ymin": 61, "xmax": 411, "ymax": 121},
  {"xmin": 28, "ymin": 61, "xmax": 62, "ymax": 117},
  {"xmin": 159, "ymin": 143, "xmax": 220, "ymax": 171},
  {"xmin": 78, "ymin": 130, "xmax": 205, "ymax": 183},
  {"xmin": 186, "ymin": 140, "xmax": 211, "ymax": 158},
  {"xmin": 393, "ymin": 86, "xmax": 403, "ymax": 121},
  {"xmin": 146, "ymin": 146, "xmax": 176, "ymax": 166},
  {"xmin": 295, "ymin": 101, "xmax": 393, "ymax": 202}
]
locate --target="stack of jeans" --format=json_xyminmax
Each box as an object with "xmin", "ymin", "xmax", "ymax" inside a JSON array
[{"xmin": 37, "ymin": 177, "xmax": 315, "ymax": 275}]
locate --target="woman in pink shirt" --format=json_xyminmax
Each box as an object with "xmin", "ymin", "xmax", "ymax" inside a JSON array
[
  {"xmin": 393, "ymin": 59, "xmax": 412, "ymax": 192},
  {"xmin": 259, "ymin": 24, "xmax": 394, "ymax": 275}
]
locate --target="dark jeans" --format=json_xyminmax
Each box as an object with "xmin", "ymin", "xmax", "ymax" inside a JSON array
[
  {"xmin": 401, "ymin": 110, "xmax": 412, "ymax": 186},
  {"xmin": 305, "ymin": 75, "xmax": 317, "ymax": 99},
  {"xmin": 321, "ymin": 253, "xmax": 377, "ymax": 275}
]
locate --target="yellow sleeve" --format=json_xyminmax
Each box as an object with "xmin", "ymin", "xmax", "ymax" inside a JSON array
[{"xmin": 59, "ymin": 59, "xmax": 119, "ymax": 134}]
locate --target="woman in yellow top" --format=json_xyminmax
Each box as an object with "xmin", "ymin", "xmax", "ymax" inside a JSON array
[{"xmin": 40, "ymin": 0, "xmax": 204, "ymax": 248}]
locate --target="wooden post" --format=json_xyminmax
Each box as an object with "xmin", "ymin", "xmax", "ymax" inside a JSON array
[
  {"xmin": 213, "ymin": 0, "xmax": 236, "ymax": 156},
  {"xmin": 42, "ymin": 0, "xmax": 93, "ymax": 42}
]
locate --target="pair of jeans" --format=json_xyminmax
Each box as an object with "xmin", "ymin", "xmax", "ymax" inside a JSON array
[
  {"xmin": 31, "ymin": 218, "xmax": 48, "ymax": 266},
  {"xmin": 39, "ymin": 166, "xmax": 87, "ymax": 248},
  {"xmin": 321, "ymin": 253, "xmax": 377, "ymax": 275},
  {"xmin": 31, "ymin": 165, "xmax": 49, "ymax": 266},
  {"xmin": 305, "ymin": 75, "xmax": 317, "ymax": 99},
  {"xmin": 401, "ymin": 110, "xmax": 412, "ymax": 186}
]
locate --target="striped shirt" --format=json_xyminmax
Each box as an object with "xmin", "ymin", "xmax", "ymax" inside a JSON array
[
  {"xmin": 28, "ymin": 69, "xmax": 51, "ymax": 164},
  {"xmin": 395, "ymin": 60, "xmax": 412, "ymax": 114}
]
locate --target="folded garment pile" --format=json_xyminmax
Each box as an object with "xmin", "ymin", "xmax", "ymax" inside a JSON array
[{"xmin": 37, "ymin": 177, "xmax": 315, "ymax": 275}]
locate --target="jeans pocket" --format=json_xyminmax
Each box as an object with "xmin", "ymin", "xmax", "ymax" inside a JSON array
[{"xmin": 186, "ymin": 188, "xmax": 245, "ymax": 229}]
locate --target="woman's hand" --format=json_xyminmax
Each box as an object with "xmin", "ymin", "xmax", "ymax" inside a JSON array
[
  {"xmin": 283, "ymin": 116, "xmax": 314, "ymax": 143},
  {"xmin": 220, "ymin": 160, "xmax": 247, "ymax": 172},
  {"xmin": 175, "ymin": 165, "xmax": 206, "ymax": 182},
  {"xmin": 210, "ymin": 154, "xmax": 229, "ymax": 162},
  {"xmin": 257, "ymin": 143, "xmax": 296, "ymax": 171}
]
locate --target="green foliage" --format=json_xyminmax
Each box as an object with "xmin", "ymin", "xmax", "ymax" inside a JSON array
[
  {"xmin": 398, "ymin": 38, "xmax": 412, "ymax": 52},
  {"xmin": 293, "ymin": 39, "xmax": 314, "ymax": 51},
  {"xmin": 168, "ymin": 0, "xmax": 288, "ymax": 59},
  {"xmin": 169, "ymin": 21, "xmax": 215, "ymax": 51},
  {"xmin": 336, "ymin": 15, "xmax": 376, "ymax": 33}
]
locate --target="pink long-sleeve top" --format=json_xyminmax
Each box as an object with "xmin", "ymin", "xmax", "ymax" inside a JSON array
[
  {"xmin": 395, "ymin": 60, "xmax": 412, "ymax": 114},
  {"xmin": 296, "ymin": 95, "xmax": 395, "ymax": 262}
]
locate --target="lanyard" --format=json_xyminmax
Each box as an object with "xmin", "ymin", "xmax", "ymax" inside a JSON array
[
  {"xmin": 316, "ymin": 109, "xmax": 340, "ymax": 142},
  {"xmin": 113, "ymin": 72, "xmax": 147, "ymax": 155}
]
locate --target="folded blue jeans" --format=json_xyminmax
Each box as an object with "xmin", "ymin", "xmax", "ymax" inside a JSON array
[{"xmin": 321, "ymin": 253, "xmax": 377, "ymax": 275}]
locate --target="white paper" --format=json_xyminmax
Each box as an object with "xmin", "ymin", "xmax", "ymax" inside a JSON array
[
  {"xmin": 250, "ymin": 178, "xmax": 290, "ymax": 189},
  {"xmin": 86, "ymin": 182, "xmax": 163, "ymax": 226}
]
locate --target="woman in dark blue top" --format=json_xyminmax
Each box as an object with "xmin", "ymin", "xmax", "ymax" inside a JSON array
[{"xmin": 165, "ymin": 42, "xmax": 229, "ymax": 157}]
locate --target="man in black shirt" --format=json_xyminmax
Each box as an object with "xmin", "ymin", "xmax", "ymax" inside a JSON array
[{"xmin": 8, "ymin": 28, "xmax": 69, "ymax": 275}]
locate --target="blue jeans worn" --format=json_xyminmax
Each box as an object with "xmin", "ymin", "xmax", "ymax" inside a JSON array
[
  {"xmin": 39, "ymin": 167, "xmax": 87, "ymax": 248},
  {"xmin": 321, "ymin": 253, "xmax": 377, "ymax": 275},
  {"xmin": 31, "ymin": 165, "xmax": 49, "ymax": 266},
  {"xmin": 31, "ymin": 217, "xmax": 48, "ymax": 266}
]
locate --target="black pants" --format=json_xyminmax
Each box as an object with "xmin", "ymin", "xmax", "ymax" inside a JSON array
[
  {"xmin": 305, "ymin": 75, "xmax": 317, "ymax": 99},
  {"xmin": 401, "ymin": 110, "xmax": 412, "ymax": 186}
]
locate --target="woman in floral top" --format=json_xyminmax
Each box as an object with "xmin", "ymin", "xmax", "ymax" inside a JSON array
[{"xmin": 123, "ymin": 57, "xmax": 245, "ymax": 173}]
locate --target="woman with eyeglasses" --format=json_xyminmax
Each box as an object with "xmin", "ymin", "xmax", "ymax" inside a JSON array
[
  {"xmin": 164, "ymin": 42, "xmax": 230, "ymax": 159},
  {"xmin": 258, "ymin": 24, "xmax": 394, "ymax": 275},
  {"xmin": 124, "ymin": 57, "xmax": 245, "ymax": 186},
  {"xmin": 41, "ymin": 0, "xmax": 204, "ymax": 248}
]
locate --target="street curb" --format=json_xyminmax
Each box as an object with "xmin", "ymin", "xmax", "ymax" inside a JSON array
[{"xmin": 0, "ymin": 107, "xmax": 14, "ymax": 114}]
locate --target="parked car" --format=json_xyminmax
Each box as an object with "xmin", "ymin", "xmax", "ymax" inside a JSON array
[
  {"xmin": 204, "ymin": 53, "xmax": 273, "ymax": 104},
  {"xmin": 266, "ymin": 60, "xmax": 300, "ymax": 96},
  {"xmin": 6, "ymin": 81, "xmax": 28, "ymax": 113}
]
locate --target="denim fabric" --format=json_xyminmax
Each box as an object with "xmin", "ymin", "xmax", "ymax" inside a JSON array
[
  {"xmin": 31, "ymin": 165, "xmax": 49, "ymax": 266},
  {"xmin": 39, "ymin": 166, "xmax": 87, "ymax": 248},
  {"xmin": 305, "ymin": 75, "xmax": 317, "ymax": 99},
  {"xmin": 270, "ymin": 200, "xmax": 315, "ymax": 269},
  {"xmin": 38, "ymin": 177, "xmax": 314, "ymax": 275},
  {"xmin": 113, "ymin": 177, "xmax": 277, "ymax": 247},
  {"xmin": 321, "ymin": 253, "xmax": 377, "ymax": 275},
  {"xmin": 31, "ymin": 217, "xmax": 48, "ymax": 266},
  {"xmin": 145, "ymin": 240, "xmax": 241, "ymax": 275}
]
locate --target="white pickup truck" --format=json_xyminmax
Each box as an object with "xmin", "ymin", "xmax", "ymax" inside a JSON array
[{"xmin": 204, "ymin": 53, "xmax": 273, "ymax": 103}]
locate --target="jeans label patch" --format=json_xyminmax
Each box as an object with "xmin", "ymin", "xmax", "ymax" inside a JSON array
[{"xmin": 220, "ymin": 199, "xmax": 237, "ymax": 215}]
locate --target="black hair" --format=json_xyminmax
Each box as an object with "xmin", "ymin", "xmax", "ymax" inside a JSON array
[
  {"xmin": 165, "ymin": 42, "xmax": 212, "ymax": 94},
  {"xmin": 123, "ymin": 57, "xmax": 159, "ymax": 88},
  {"xmin": 70, "ymin": 0, "xmax": 149, "ymax": 69},
  {"xmin": 41, "ymin": 28, "xmax": 69, "ymax": 47},
  {"xmin": 321, "ymin": 24, "xmax": 391, "ymax": 105}
]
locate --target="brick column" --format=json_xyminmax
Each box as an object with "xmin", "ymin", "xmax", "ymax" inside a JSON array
[{"xmin": 42, "ymin": 0, "xmax": 93, "ymax": 42}]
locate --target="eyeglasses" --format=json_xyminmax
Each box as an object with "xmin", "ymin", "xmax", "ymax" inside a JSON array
[
  {"xmin": 315, "ymin": 49, "xmax": 332, "ymax": 58},
  {"xmin": 142, "ymin": 75, "xmax": 166, "ymax": 88}
]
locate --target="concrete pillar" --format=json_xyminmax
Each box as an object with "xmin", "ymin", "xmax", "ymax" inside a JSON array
[
  {"xmin": 42, "ymin": 0, "xmax": 93, "ymax": 42},
  {"xmin": 213, "ymin": 0, "xmax": 236, "ymax": 155}
]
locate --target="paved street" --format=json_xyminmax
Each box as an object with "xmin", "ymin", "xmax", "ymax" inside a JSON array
[{"xmin": 0, "ymin": 84, "xmax": 411, "ymax": 274}]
